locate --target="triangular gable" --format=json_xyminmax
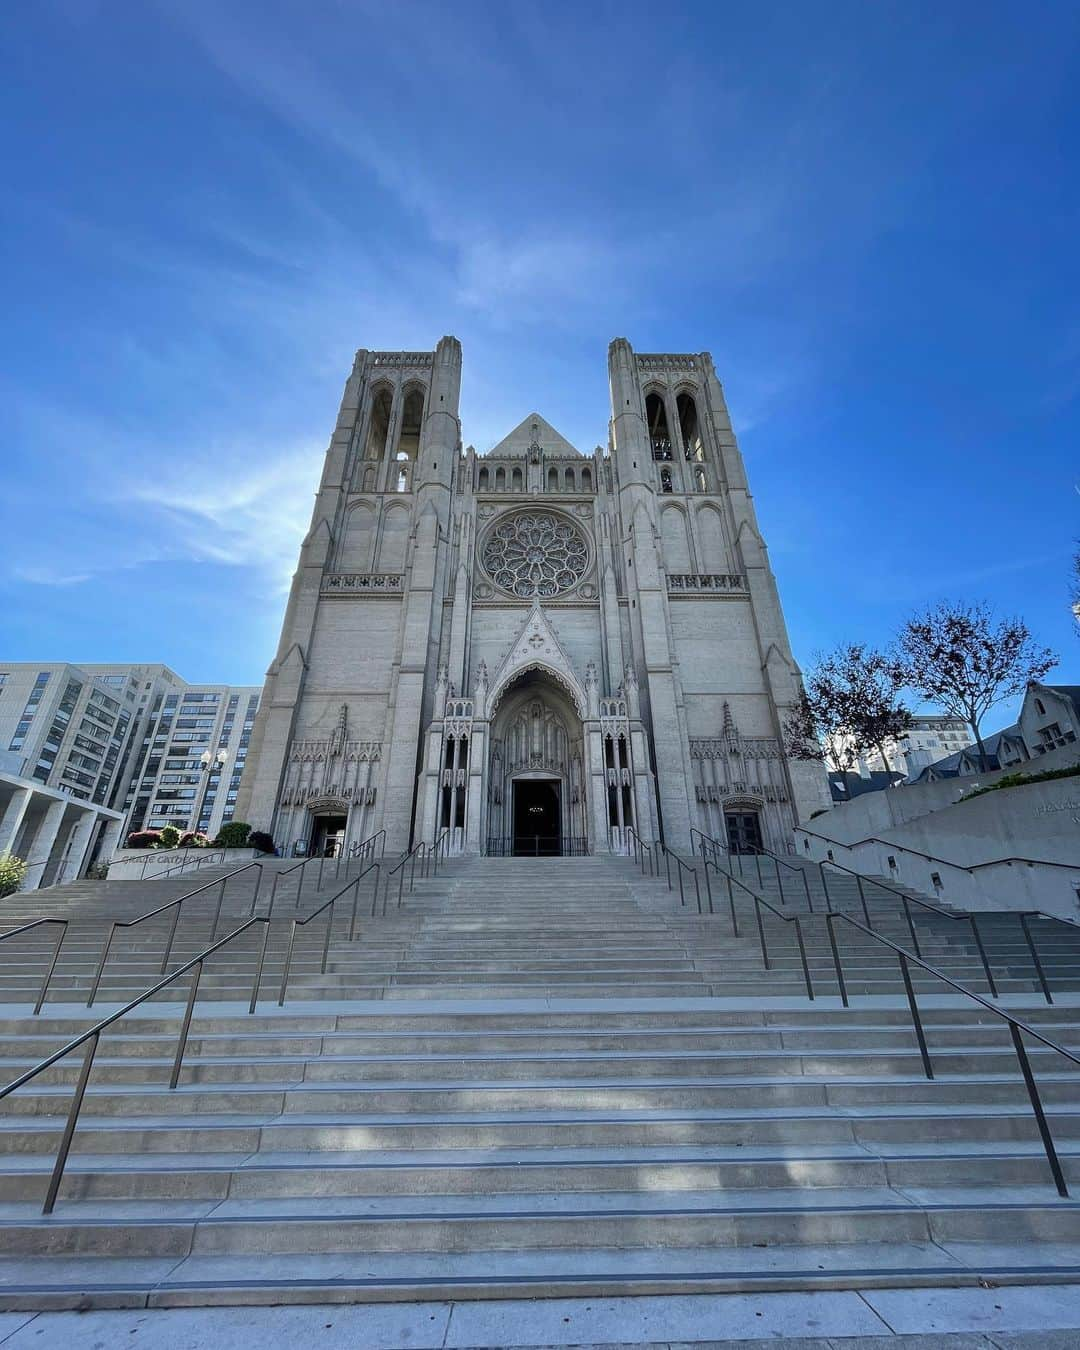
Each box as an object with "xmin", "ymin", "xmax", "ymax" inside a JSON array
[
  {"xmin": 485, "ymin": 413, "xmax": 581, "ymax": 459},
  {"xmin": 485, "ymin": 599, "xmax": 586, "ymax": 716}
]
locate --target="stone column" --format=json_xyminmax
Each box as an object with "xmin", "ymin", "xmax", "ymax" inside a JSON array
[
  {"xmin": 465, "ymin": 722, "xmax": 486, "ymax": 854},
  {"xmin": 23, "ymin": 799, "xmax": 67, "ymax": 891},
  {"xmin": 57, "ymin": 808, "xmax": 99, "ymax": 884},
  {"xmin": 98, "ymin": 815, "xmax": 125, "ymax": 863},
  {"xmin": 0, "ymin": 787, "xmax": 31, "ymax": 855},
  {"xmin": 585, "ymin": 724, "xmax": 610, "ymax": 853}
]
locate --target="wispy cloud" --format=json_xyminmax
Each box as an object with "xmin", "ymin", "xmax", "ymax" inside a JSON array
[
  {"xmin": 13, "ymin": 566, "xmax": 91, "ymax": 587},
  {"xmin": 123, "ymin": 447, "xmax": 322, "ymax": 589}
]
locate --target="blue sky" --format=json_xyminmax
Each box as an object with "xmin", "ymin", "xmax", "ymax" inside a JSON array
[{"xmin": 2, "ymin": 1, "xmax": 1078, "ymax": 708}]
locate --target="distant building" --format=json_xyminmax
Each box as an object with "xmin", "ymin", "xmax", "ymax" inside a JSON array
[
  {"xmin": 859, "ymin": 716, "xmax": 974, "ymax": 779},
  {"xmin": 0, "ymin": 663, "xmax": 261, "ymax": 850},
  {"xmin": 915, "ymin": 684, "xmax": 1080, "ymax": 782},
  {"xmin": 119, "ymin": 682, "xmax": 261, "ymax": 839},
  {"xmin": 828, "ymin": 769, "xmax": 905, "ymax": 803}
]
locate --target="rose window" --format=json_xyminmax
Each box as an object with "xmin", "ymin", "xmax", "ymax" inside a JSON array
[{"xmin": 481, "ymin": 511, "xmax": 588, "ymax": 598}]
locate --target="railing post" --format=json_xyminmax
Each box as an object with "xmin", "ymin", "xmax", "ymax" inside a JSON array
[
  {"xmin": 1009, "ymin": 1021, "xmax": 1068, "ymax": 1197},
  {"xmin": 33, "ymin": 926, "xmax": 66, "ymax": 1017},
  {"xmin": 968, "ymin": 915, "xmax": 998, "ymax": 999},
  {"xmin": 901, "ymin": 896, "xmax": 922, "ymax": 959},
  {"xmin": 676, "ymin": 861, "xmax": 686, "ymax": 908},
  {"xmin": 754, "ymin": 898, "xmax": 769, "ymax": 969},
  {"xmin": 1020, "ymin": 914, "xmax": 1053, "ymax": 1004},
  {"xmin": 87, "ymin": 925, "xmax": 117, "ymax": 1008},
  {"xmin": 803, "ymin": 869, "xmax": 815, "ymax": 915},
  {"xmin": 664, "ymin": 848, "xmax": 672, "ymax": 891},
  {"xmin": 211, "ymin": 877, "xmax": 227, "ymax": 937},
  {"xmin": 169, "ymin": 960, "xmax": 203, "ymax": 1089},
  {"xmin": 726, "ymin": 870, "xmax": 739, "ymax": 937},
  {"xmin": 42, "ymin": 1031, "xmax": 99, "ymax": 1215},
  {"xmin": 775, "ymin": 864, "xmax": 786, "ymax": 906},
  {"xmin": 753, "ymin": 850, "xmax": 763, "ymax": 888},
  {"xmin": 349, "ymin": 875, "xmax": 362, "ymax": 941},
  {"xmin": 794, "ymin": 916, "xmax": 814, "ymax": 1000},
  {"xmin": 159, "ymin": 903, "xmax": 183, "ymax": 976},
  {"xmin": 276, "ymin": 920, "xmax": 298, "ymax": 1007},
  {"xmin": 321, "ymin": 901, "xmax": 334, "ymax": 975},
  {"xmin": 702, "ymin": 859, "xmax": 714, "ymax": 914},
  {"xmin": 826, "ymin": 915, "xmax": 848, "ymax": 1007},
  {"xmin": 317, "ymin": 853, "xmax": 326, "ymax": 892},
  {"xmin": 856, "ymin": 874, "xmax": 871, "ymax": 926},
  {"xmin": 692, "ymin": 865, "xmax": 702, "ymax": 915},
  {"xmin": 898, "ymin": 953, "xmax": 933, "ymax": 1080},
  {"xmin": 250, "ymin": 922, "xmax": 271, "ymax": 1014},
  {"xmin": 818, "ymin": 861, "xmax": 831, "ymax": 911}
]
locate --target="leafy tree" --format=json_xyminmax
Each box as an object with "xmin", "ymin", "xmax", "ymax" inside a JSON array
[
  {"xmin": 0, "ymin": 853, "xmax": 27, "ymax": 899},
  {"xmin": 158, "ymin": 824, "xmax": 182, "ymax": 850},
  {"xmin": 784, "ymin": 644, "xmax": 912, "ymax": 798},
  {"xmin": 898, "ymin": 601, "xmax": 1056, "ymax": 772}
]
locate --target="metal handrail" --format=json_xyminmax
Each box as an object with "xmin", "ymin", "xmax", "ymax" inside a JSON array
[
  {"xmin": 624, "ymin": 825, "xmax": 655, "ymax": 876},
  {"xmin": 0, "ymin": 919, "xmax": 69, "ymax": 1015},
  {"xmin": 266, "ymin": 862, "xmax": 381, "ymax": 1005},
  {"xmin": 696, "ymin": 830, "xmax": 1003, "ymax": 999},
  {"xmin": 87, "ymin": 861, "xmax": 264, "ymax": 1007},
  {"xmin": 0, "ymin": 916, "xmax": 265, "ymax": 1213},
  {"xmin": 383, "ymin": 841, "xmax": 426, "ymax": 912},
  {"xmin": 690, "ymin": 855, "xmax": 1080, "ymax": 1195},
  {"xmin": 701, "ymin": 857, "xmax": 815, "ymax": 999},
  {"xmin": 265, "ymin": 857, "xmax": 317, "ymax": 914},
  {"xmin": 825, "ymin": 909, "xmax": 1080, "ymax": 1197},
  {"xmin": 796, "ymin": 821, "xmax": 1080, "ymax": 877},
  {"xmin": 656, "ymin": 842, "xmax": 702, "ymax": 914},
  {"xmin": 155, "ymin": 849, "xmax": 229, "ymax": 879}
]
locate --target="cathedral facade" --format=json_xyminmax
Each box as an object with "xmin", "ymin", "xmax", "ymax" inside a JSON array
[{"xmin": 236, "ymin": 338, "xmax": 829, "ymax": 859}]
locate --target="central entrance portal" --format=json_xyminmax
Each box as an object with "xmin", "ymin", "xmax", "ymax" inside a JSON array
[{"xmin": 512, "ymin": 778, "xmax": 561, "ymax": 855}]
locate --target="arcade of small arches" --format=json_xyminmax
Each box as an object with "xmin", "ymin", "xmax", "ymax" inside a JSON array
[{"xmin": 475, "ymin": 462, "xmax": 595, "ymax": 494}]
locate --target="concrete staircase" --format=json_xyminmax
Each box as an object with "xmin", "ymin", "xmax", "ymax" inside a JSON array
[{"xmin": 0, "ymin": 853, "xmax": 1079, "ymax": 1308}]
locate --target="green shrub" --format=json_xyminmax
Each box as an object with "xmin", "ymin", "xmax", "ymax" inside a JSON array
[
  {"xmin": 158, "ymin": 824, "xmax": 182, "ymax": 850},
  {"xmin": 963, "ymin": 762, "xmax": 1080, "ymax": 800},
  {"xmin": 179, "ymin": 831, "xmax": 211, "ymax": 849},
  {"xmin": 248, "ymin": 830, "xmax": 276, "ymax": 855},
  {"xmin": 214, "ymin": 821, "xmax": 251, "ymax": 848},
  {"xmin": 0, "ymin": 853, "xmax": 28, "ymax": 898},
  {"xmin": 86, "ymin": 861, "xmax": 110, "ymax": 881}
]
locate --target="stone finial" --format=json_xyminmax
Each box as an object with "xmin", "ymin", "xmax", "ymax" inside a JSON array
[
  {"xmin": 584, "ymin": 661, "xmax": 600, "ymax": 718},
  {"xmin": 473, "ymin": 660, "xmax": 489, "ymax": 718}
]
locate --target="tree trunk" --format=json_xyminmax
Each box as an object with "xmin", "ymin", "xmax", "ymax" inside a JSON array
[{"xmin": 971, "ymin": 721, "xmax": 990, "ymax": 774}]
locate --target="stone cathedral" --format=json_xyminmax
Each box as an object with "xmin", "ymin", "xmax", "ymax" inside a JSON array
[{"xmin": 236, "ymin": 338, "xmax": 829, "ymax": 859}]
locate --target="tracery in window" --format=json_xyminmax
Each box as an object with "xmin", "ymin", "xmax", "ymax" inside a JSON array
[{"xmin": 481, "ymin": 510, "xmax": 588, "ymax": 598}]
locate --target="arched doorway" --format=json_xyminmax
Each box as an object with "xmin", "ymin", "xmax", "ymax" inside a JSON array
[
  {"xmin": 487, "ymin": 668, "xmax": 587, "ymax": 855},
  {"xmin": 308, "ymin": 805, "xmax": 348, "ymax": 858}
]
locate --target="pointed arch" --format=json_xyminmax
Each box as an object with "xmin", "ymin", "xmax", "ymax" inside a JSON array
[
  {"xmin": 660, "ymin": 504, "xmax": 692, "ymax": 573},
  {"xmin": 338, "ymin": 501, "xmax": 375, "ymax": 571},
  {"xmin": 396, "ymin": 386, "xmax": 425, "ymax": 461},
  {"xmin": 365, "ymin": 385, "xmax": 392, "ymax": 460},
  {"xmin": 677, "ymin": 390, "xmax": 704, "ymax": 461},
  {"xmin": 377, "ymin": 503, "xmax": 410, "ymax": 570},
  {"xmin": 645, "ymin": 391, "xmax": 672, "ymax": 460},
  {"xmin": 696, "ymin": 502, "xmax": 729, "ymax": 572}
]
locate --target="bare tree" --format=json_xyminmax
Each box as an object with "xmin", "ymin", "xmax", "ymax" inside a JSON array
[
  {"xmin": 784, "ymin": 645, "xmax": 912, "ymax": 799},
  {"xmin": 897, "ymin": 601, "xmax": 1056, "ymax": 772}
]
